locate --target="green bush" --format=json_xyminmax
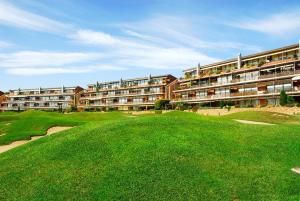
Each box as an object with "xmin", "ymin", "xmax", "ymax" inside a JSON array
[
  {"xmin": 280, "ymin": 90, "xmax": 288, "ymax": 106},
  {"xmin": 154, "ymin": 99, "xmax": 170, "ymax": 110},
  {"xmin": 225, "ymin": 105, "xmax": 232, "ymax": 111},
  {"xmin": 219, "ymin": 101, "xmax": 225, "ymax": 108},
  {"xmin": 70, "ymin": 106, "xmax": 77, "ymax": 112}
]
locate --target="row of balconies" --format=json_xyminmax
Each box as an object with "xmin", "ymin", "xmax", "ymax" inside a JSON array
[
  {"xmin": 83, "ymin": 100, "xmax": 156, "ymax": 107},
  {"xmin": 89, "ymin": 81, "xmax": 167, "ymax": 92},
  {"xmin": 81, "ymin": 91, "xmax": 164, "ymax": 99},
  {"xmin": 177, "ymin": 70, "xmax": 300, "ymax": 91},
  {"xmin": 4, "ymin": 98, "xmax": 72, "ymax": 103},
  {"xmin": 182, "ymin": 58, "xmax": 299, "ymax": 81},
  {"xmin": 173, "ymin": 88, "xmax": 299, "ymax": 102},
  {"xmin": 8, "ymin": 92, "xmax": 75, "ymax": 97},
  {"xmin": 2, "ymin": 104, "xmax": 70, "ymax": 110}
]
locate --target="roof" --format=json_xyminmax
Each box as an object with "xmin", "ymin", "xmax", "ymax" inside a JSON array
[
  {"xmin": 8, "ymin": 86, "xmax": 81, "ymax": 92},
  {"xmin": 87, "ymin": 74, "xmax": 173, "ymax": 86},
  {"xmin": 183, "ymin": 43, "xmax": 299, "ymax": 72}
]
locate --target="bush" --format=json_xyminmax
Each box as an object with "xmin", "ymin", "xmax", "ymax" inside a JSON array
[
  {"xmin": 280, "ymin": 90, "xmax": 288, "ymax": 106},
  {"xmin": 154, "ymin": 99, "xmax": 170, "ymax": 110},
  {"xmin": 155, "ymin": 110, "xmax": 162, "ymax": 114},
  {"xmin": 225, "ymin": 105, "xmax": 231, "ymax": 111},
  {"xmin": 279, "ymin": 90, "xmax": 295, "ymax": 106},
  {"xmin": 192, "ymin": 106, "xmax": 198, "ymax": 113},
  {"xmin": 70, "ymin": 106, "xmax": 77, "ymax": 112},
  {"xmin": 108, "ymin": 107, "xmax": 115, "ymax": 112},
  {"xmin": 175, "ymin": 102, "xmax": 189, "ymax": 111},
  {"xmin": 219, "ymin": 101, "xmax": 225, "ymax": 108}
]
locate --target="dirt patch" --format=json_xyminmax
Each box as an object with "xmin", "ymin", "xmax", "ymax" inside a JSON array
[
  {"xmin": 291, "ymin": 168, "xmax": 300, "ymax": 174},
  {"xmin": 127, "ymin": 110, "xmax": 171, "ymax": 115},
  {"xmin": 0, "ymin": 126, "xmax": 74, "ymax": 154},
  {"xmin": 46, "ymin": 126, "xmax": 73, "ymax": 135},
  {"xmin": 234, "ymin": 119, "xmax": 275, "ymax": 125},
  {"xmin": 194, "ymin": 107, "xmax": 300, "ymax": 116}
]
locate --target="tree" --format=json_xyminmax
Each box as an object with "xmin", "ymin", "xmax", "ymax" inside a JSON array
[
  {"xmin": 280, "ymin": 90, "xmax": 288, "ymax": 106},
  {"xmin": 154, "ymin": 99, "xmax": 170, "ymax": 110},
  {"xmin": 219, "ymin": 100, "xmax": 225, "ymax": 108}
]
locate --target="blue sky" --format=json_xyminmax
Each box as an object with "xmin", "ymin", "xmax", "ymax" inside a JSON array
[{"xmin": 0, "ymin": 0, "xmax": 300, "ymax": 91}]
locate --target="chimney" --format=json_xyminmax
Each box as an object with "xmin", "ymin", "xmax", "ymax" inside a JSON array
[
  {"xmin": 197, "ymin": 63, "xmax": 200, "ymax": 76},
  {"xmin": 237, "ymin": 53, "xmax": 242, "ymax": 69}
]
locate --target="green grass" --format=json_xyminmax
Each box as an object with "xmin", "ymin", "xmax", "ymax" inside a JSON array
[
  {"xmin": 1, "ymin": 111, "xmax": 300, "ymax": 200},
  {"xmin": 225, "ymin": 111, "xmax": 300, "ymax": 124},
  {"xmin": 0, "ymin": 110, "xmax": 129, "ymax": 145}
]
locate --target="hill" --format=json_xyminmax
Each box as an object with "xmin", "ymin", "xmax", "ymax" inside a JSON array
[{"xmin": 1, "ymin": 111, "xmax": 300, "ymax": 200}]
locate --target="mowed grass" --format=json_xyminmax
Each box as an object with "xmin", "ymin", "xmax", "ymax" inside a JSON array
[
  {"xmin": 0, "ymin": 110, "xmax": 129, "ymax": 145},
  {"xmin": 1, "ymin": 111, "xmax": 300, "ymax": 200}
]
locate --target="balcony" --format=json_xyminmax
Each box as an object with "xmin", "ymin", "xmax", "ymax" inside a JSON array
[
  {"xmin": 175, "ymin": 69, "xmax": 300, "ymax": 92},
  {"xmin": 173, "ymin": 88, "xmax": 299, "ymax": 102}
]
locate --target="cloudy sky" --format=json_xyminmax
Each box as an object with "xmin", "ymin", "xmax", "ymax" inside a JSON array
[{"xmin": 0, "ymin": 0, "xmax": 300, "ymax": 90}]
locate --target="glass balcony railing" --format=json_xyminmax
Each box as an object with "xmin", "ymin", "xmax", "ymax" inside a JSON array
[
  {"xmin": 176, "ymin": 69, "xmax": 300, "ymax": 91},
  {"xmin": 174, "ymin": 88, "xmax": 299, "ymax": 101}
]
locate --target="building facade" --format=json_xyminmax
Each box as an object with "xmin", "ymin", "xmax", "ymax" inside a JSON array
[
  {"xmin": 172, "ymin": 43, "xmax": 300, "ymax": 107},
  {"xmin": 78, "ymin": 75, "xmax": 176, "ymax": 111},
  {"xmin": 1, "ymin": 86, "xmax": 83, "ymax": 111}
]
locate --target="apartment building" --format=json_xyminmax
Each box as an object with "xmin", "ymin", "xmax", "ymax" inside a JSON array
[
  {"xmin": 0, "ymin": 91, "xmax": 6, "ymax": 112},
  {"xmin": 79, "ymin": 75, "xmax": 177, "ymax": 111},
  {"xmin": 172, "ymin": 42, "xmax": 300, "ymax": 107},
  {"xmin": 1, "ymin": 86, "xmax": 83, "ymax": 111}
]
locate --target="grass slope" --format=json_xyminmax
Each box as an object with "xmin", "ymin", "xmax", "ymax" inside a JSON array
[
  {"xmin": 0, "ymin": 110, "xmax": 128, "ymax": 145},
  {"xmin": 1, "ymin": 111, "xmax": 300, "ymax": 200}
]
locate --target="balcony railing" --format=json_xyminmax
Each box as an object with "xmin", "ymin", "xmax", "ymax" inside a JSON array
[
  {"xmin": 176, "ymin": 69, "xmax": 300, "ymax": 91},
  {"xmin": 174, "ymin": 88, "xmax": 299, "ymax": 102},
  {"xmin": 81, "ymin": 91, "xmax": 164, "ymax": 99},
  {"xmin": 86, "ymin": 100, "xmax": 156, "ymax": 106}
]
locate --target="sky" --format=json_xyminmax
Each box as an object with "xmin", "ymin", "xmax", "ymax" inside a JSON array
[{"xmin": 0, "ymin": 0, "xmax": 300, "ymax": 91}]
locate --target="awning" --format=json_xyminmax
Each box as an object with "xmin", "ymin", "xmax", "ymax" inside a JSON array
[{"xmin": 292, "ymin": 76, "xmax": 300, "ymax": 81}]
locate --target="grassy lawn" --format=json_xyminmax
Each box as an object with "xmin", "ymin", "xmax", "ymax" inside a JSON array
[
  {"xmin": 1, "ymin": 111, "xmax": 300, "ymax": 200},
  {"xmin": 0, "ymin": 110, "xmax": 129, "ymax": 145}
]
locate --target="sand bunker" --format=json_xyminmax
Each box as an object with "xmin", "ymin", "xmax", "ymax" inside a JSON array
[
  {"xmin": 0, "ymin": 126, "xmax": 73, "ymax": 154},
  {"xmin": 291, "ymin": 168, "xmax": 300, "ymax": 174},
  {"xmin": 234, "ymin": 119, "xmax": 275, "ymax": 125}
]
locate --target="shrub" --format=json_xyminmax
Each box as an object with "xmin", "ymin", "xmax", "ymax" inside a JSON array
[
  {"xmin": 219, "ymin": 101, "xmax": 225, "ymax": 108},
  {"xmin": 108, "ymin": 107, "xmax": 115, "ymax": 112},
  {"xmin": 225, "ymin": 105, "xmax": 232, "ymax": 111},
  {"xmin": 70, "ymin": 106, "xmax": 77, "ymax": 112},
  {"xmin": 175, "ymin": 102, "xmax": 189, "ymax": 111},
  {"xmin": 280, "ymin": 90, "xmax": 288, "ymax": 106},
  {"xmin": 154, "ymin": 99, "xmax": 170, "ymax": 110},
  {"xmin": 192, "ymin": 105, "xmax": 198, "ymax": 113},
  {"xmin": 287, "ymin": 96, "xmax": 295, "ymax": 104}
]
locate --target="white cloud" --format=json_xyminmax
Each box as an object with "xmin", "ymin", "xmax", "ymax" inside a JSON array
[
  {"xmin": 0, "ymin": 51, "xmax": 104, "ymax": 68},
  {"xmin": 0, "ymin": 40, "xmax": 13, "ymax": 48},
  {"xmin": 114, "ymin": 47, "xmax": 218, "ymax": 69},
  {"xmin": 0, "ymin": 1, "xmax": 71, "ymax": 34},
  {"xmin": 229, "ymin": 10, "xmax": 300, "ymax": 35},
  {"xmin": 6, "ymin": 67, "xmax": 92, "ymax": 76},
  {"xmin": 0, "ymin": 2, "xmax": 258, "ymax": 76},
  {"xmin": 71, "ymin": 29, "xmax": 119, "ymax": 46},
  {"xmin": 0, "ymin": 50, "xmax": 127, "ymax": 76},
  {"xmin": 120, "ymin": 15, "xmax": 262, "ymax": 52}
]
